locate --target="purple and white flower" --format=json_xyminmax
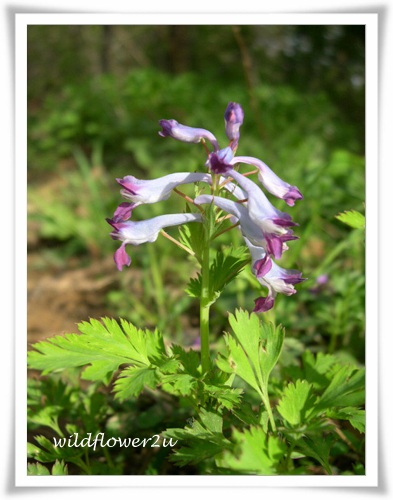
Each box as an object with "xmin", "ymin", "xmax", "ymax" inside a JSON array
[
  {"xmin": 223, "ymin": 169, "xmax": 297, "ymax": 235},
  {"xmin": 224, "ymin": 102, "xmax": 244, "ymax": 145},
  {"xmin": 194, "ymin": 191, "xmax": 296, "ymax": 261},
  {"xmin": 107, "ymin": 213, "xmax": 202, "ymax": 271},
  {"xmin": 159, "ymin": 119, "xmax": 219, "ymax": 151},
  {"xmin": 108, "ymin": 101, "xmax": 305, "ymax": 314},
  {"xmin": 230, "ymin": 156, "xmax": 303, "ymax": 206},
  {"xmin": 207, "ymin": 147, "xmax": 234, "ymax": 174},
  {"xmin": 114, "ymin": 172, "xmax": 212, "ymax": 221},
  {"xmin": 194, "ymin": 194, "xmax": 288, "ymax": 260},
  {"xmin": 244, "ymin": 238, "xmax": 306, "ymax": 312}
]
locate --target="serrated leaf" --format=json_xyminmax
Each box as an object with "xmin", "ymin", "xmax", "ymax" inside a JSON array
[
  {"xmin": 170, "ymin": 344, "xmax": 200, "ymax": 378},
  {"xmin": 27, "ymin": 462, "xmax": 51, "ymax": 475},
  {"xmin": 204, "ymin": 384, "xmax": 243, "ymax": 410},
  {"xmin": 326, "ymin": 407, "xmax": 365, "ymax": 433},
  {"xmin": 217, "ymin": 427, "xmax": 284, "ymax": 475},
  {"xmin": 294, "ymin": 435, "xmax": 333, "ymax": 475},
  {"xmin": 163, "ymin": 408, "xmax": 229, "ymax": 466},
  {"xmin": 336, "ymin": 210, "xmax": 365, "ymax": 229},
  {"xmin": 223, "ymin": 310, "xmax": 285, "ymax": 395},
  {"xmin": 302, "ymin": 351, "xmax": 337, "ymax": 391},
  {"xmin": 114, "ymin": 366, "xmax": 160, "ymax": 401},
  {"xmin": 27, "ymin": 405, "xmax": 63, "ymax": 436},
  {"xmin": 28, "ymin": 435, "xmax": 84, "ymax": 464},
  {"xmin": 51, "ymin": 460, "xmax": 68, "ymax": 475},
  {"xmin": 27, "ymin": 318, "xmax": 166, "ymax": 384},
  {"xmin": 178, "ymin": 218, "xmax": 205, "ymax": 263},
  {"xmin": 229, "ymin": 402, "xmax": 261, "ymax": 429},
  {"xmin": 277, "ymin": 380, "xmax": 316, "ymax": 427},
  {"xmin": 199, "ymin": 407, "xmax": 224, "ymax": 433},
  {"xmin": 186, "ymin": 248, "xmax": 249, "ymax": 306},
  {"xmin": 162, "ymin": 373, "xmax": 197, "ymax": 396},
  {"xmin": 220, "ymin": 333, "xmax": 261, "ymax": 393},
  {"xmin": 314, "ymin": 365, "xmax": 365, "ymax": 414}
]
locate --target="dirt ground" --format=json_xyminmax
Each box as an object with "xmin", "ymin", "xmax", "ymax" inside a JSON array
[{"xmin": 27, "ymin": 251, "xmax": 117, "ymax": 345}]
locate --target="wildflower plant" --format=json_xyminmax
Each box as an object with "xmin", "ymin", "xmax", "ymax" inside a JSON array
[{"xmin": 27, "ymin": 103, "xmax": 365, "ymax": 476}]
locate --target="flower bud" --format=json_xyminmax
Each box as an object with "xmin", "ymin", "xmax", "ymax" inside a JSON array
[{"xmin": 224, "ymin": 102, "xmax": 244, "ymax": 143}]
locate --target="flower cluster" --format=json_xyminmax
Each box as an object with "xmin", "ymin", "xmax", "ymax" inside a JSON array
[{"xmin": 108, "ymin": 102, "xmax": 305, "ymax": 311}]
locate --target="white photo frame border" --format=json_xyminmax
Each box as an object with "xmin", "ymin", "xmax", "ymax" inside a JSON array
[{"xmin": 16, "ymin": 12, "xmax": 378, "ymax": 488}]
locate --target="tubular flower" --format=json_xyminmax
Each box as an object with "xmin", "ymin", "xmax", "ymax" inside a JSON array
[
  {"xmin": 107, "ymin": 213, "xmax": 202, "ymax": 271},
  {"xmin": 117, "ymin": 172, "xmax": 212, "ymax": 209},
  {"xmin": 244, "ymin": 238, "xmax": 306, "ymax": 312},
  {"xmin": 194, "ymin": 194, "xmax": 295, "ymax": 260},
  {"xmin": 107, "ymin": 101, "xmax": 304, "ymax": 313},
  {"xmin": 113, "ymin": 202, "xmax": 137, "ymax": 223},
  {"xmin": 223, "ymin": 169, "xmax": 297, "ymax": 235},
  {"xmin": 224, "ymin": 102, "xmax": 244, "ymax": 145},
  {"xmin": 230, "ymin": 156, "xmax": 303, "ymax": 206},
  {"xmin": 207, "ymin": 147, "xmax": 234, "ymax": 174},
  {"xmin": 158, "ymin": 119, "xmax": 219, "ymax": 151},
  {"xmin": 194, "ymin": 194, "xmax": 284, "ymax": 260}
]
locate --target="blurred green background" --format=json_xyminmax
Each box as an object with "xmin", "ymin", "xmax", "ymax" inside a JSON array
[{"xmin": 27, "ymin": 25, "xmax": 365, "ymax": 363}]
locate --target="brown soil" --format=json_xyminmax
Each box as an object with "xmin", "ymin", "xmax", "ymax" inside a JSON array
[{"xmin": 27, "ymin": 253, "xmax": 117, "ymax": 345}]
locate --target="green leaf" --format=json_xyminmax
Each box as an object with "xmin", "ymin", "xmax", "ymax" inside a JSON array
[
  {"xmin": 220, "ymin": 310, "xmax": 285, "ymax": 395},
  {"xmin": 163, "ymin": 408, "xmax": 229, "ymax": 466},
  {"xmin": 162, "ymin": 373, "xmax": 197, "ymax": 396},
  {"xmin": 27, "ymin": 462, "xmax": 50, "ymax": 475},
  {"xmin": 114, "ymin": 366, "xmax": 160, "ymax": 401},
  {"xmin": 28, "ymin": 435, "xmax": 84, "ymax": 464},
  {"xmin": 170, "ymin": 344, "xmax": 200, "ymax": 378},
  {"xmin": 178, "ymin": 216, "xmax": 205, "ymax": 263},
  {"xmin": 314, "ymin": 365, "xmax": 365, "ymax": 414},
  {"xmin": 277, "ymin": 380, "xmax": 316, "ymax": 427},
  {"xmin": 27, "ymin": 405, "xmax": 63, "ymax": 436},
  {"xmin": 51, "ymin": 460, "xmax": 68, "ymax": 475},
  {"xmin": 302, "ymin": 351, "xmax": 337, "ymax": 391},
  {"xmin": 218, "ymin": 334, "xmax": 260, "ymax": 393},
  {"xmin": 27, "ymin": 317, "xmax": 166, "ymax": 384},
  {"xmin": 294, "ymin": 435, "xmax": 333, "ymax": 475},
  {"xmin": 217, "ymin": 427, "xmax": 285, "ymax": 475},
  {"xmin": 326, "ymin": 407, "xmax": 365, "ymax": 433},
  {"xmin": 204, "ymin": 384, "xmax": 243, "ymax": 410},
  {"xmin": 336, "ymin": 209, "xmax": 365, "ymax": 229},
  {"xmin": 186, "ymin": 247, "xmax": 249, "ymax": 306},
  {"xmin": 203, "ymin": 201, "xmax": 220, "ymax": 240}
]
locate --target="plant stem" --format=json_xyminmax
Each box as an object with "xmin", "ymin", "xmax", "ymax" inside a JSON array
[
  {"xmin": 200, "ymin": 241, "xmax": 211, "ymax": 374},
  {"xmin": 212, "ymin": 221, "xmax": 240, "ymax": 240},
  {"xmin": 103, "ymin": 446, "xmax": 116, "ymax": 471},
  {"xmin": 160, "ymin": 229, "xmax": 196, "ymax": 257},
  {"xmin": 259, "ymin": 385, "xmax": 277, "ymax": 434},
  {"xmin": 147, "ymin": 244, "xmax": 166, "ymax": 319}
]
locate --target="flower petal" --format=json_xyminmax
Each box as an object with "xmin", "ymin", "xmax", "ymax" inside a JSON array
[
  {"xmin": 224, "ymin": 169, "xmax": 294, "ymax": 235},
  {"xmin": 207, "ymin": 147, "xmax": 234, "ymax": 174},
  {"xmin": 224, "ymin": 102, "xmax": 244, "ymax": 145},
  {"xmin": 117, "ymin": 172, "xmax": 212, "ymax": 206},
  {"xmin": 114, "ymin": 243, "xmax": 131, "ymax": 272},
  {"xmin": 230, "ymin": 156, "xmax": 303, "ymax": 206},
  {"xmin": 113, "ymin": 202, "xmax": 137, "ymax": 222},
  {"xmin": 158, "ymin": 119, "xmax": 219, "ymax": 151},
  {"xmin": 108, "ymin": 213, "xmax": 202, "ymax": 271},
  {"xmin": 194, "ymin": 194, "xmax": 274, "ymax": 254},
  {"xmin": 253, "ymin": 294, "xmax": 275, "ymax": 313}
]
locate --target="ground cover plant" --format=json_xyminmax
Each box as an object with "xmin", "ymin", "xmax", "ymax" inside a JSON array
[{"xmin": 27, "ymin": 101, "xmax": 365, "ymax": 476}]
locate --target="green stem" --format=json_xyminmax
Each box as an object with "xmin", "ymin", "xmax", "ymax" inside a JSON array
[
  {"xmin": 259, "ymin": 385, "xmax": 277, "ymax": 434},
  {"xmin": 147, "ymin": 244, "xmax": 166, "ymax": 319},
  {"xmin": 103, "ymin": 446, "xmax": 116, "ymax": 471},
  {"xmin": 285, "ymin": 441, "xmax": 296, "ymax": 472},
  {"xmin": 200, "ymin": 241, "xmax": 211, "ymax": 374}
]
